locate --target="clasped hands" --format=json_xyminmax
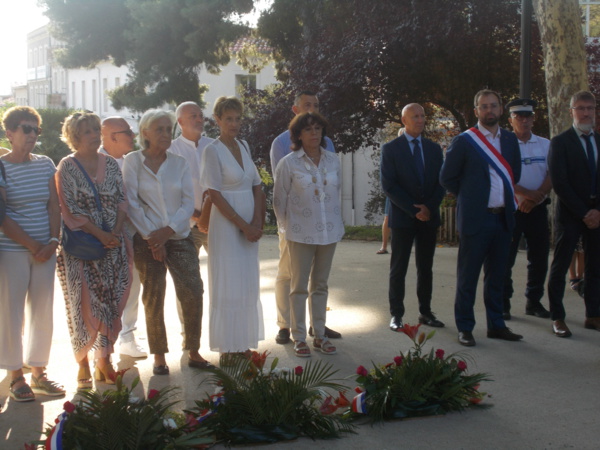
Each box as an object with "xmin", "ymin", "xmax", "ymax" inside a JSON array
[
  {"xmin": 414, "ymin": 204, "xmax": 430, "ymax": 221},
  {"xmin": 583, "ymin": 209, "xmax": 600, "ymax": 229},
  {"xmin": 147, "ymin": 226, "xmax": 175, "ymax": 262}
]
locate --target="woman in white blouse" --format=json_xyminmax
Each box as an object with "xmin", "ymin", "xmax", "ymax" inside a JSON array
[
  {"xmin": 122, "ymin": 109, "xmax": 213, "ymax": 375},
  {"xmin": 273, "ymin": 112, "xmax": 344, "ymax": 358}
]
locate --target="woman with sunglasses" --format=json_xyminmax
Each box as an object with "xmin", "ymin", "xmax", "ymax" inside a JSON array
[
  {"xmin": 0, "ymin": 106, "xmax": 65, "ymax": 402},
  {"xmin": 56, "ymin": 112, "xmax": 132, "ymax": 389}
]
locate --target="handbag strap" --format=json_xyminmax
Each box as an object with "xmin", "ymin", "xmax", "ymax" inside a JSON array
[
  {"xmin": 69, "ymin": 156, "xmax": 103, "ymax": 212},
  {"xmin": 0, "ymin": 159, "xmax": 6, "ymax": 182}
]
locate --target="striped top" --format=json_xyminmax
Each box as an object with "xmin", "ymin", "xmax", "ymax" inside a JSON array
[{"xmin": 0, "ymin": 154, "xmax": 57, "ymax": 252}]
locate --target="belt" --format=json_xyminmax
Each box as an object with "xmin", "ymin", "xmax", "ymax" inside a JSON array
[{"xmin": 487, "ymin": 207, "xmax": 505, "ymax": 214}]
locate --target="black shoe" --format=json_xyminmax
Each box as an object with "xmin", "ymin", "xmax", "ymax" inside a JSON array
[
  {"xmin": 418, "ymin": 312, "xmax": 445, "ymax": 328},
  {"xmin": 153, "ymin": 365, "xmax": 169, "ymax": 375},
  {"xmin": 275, "ymin": 328, "xmax": 291, "ymax": 344},
  {"xmin": 188, "ymin": 359, "xmax": 216, "ymax": 370},
  {"xmin": 487, "ymin": 327, "xmax": 523, "ymax": 341},
  {"xmin": 458, "ymin": 331, "xmax": 476, "ymax": 346},
  {"xmin": 502, "ymin": 311, "xmax": 512, "ymax": 320},
  {"xmin": 390, "ymin": 316, "xmax": 404, "ymax": 332},
  {"xmin": 308, "ymin": 326, "xmax": 342, "ymax": 339},
  {"xmin": 525, "ymin": 303, "xmax": 551, "ymax": 319}
]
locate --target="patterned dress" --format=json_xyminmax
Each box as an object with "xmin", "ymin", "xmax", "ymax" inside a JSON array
[{"xmin": 56, "ymin": 154, "xmax": 132, "ymax": 362}]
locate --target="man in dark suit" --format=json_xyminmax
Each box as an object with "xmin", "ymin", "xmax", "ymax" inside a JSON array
[
  {"xmin": 381, "ymin": 103, "xmax": 445, "ymax": 332},
  {"xmin": 547, "ymin": 90, "xmax": 600, "ymax": 338},
  {"xmin": 440, "ymin": 89, "xmax": 523, "ymax": 346}
]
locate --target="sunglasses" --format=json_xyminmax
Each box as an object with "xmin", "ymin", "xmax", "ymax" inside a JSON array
[
  {"xmin": 18, "ymin": 124, "xmax": 42, "ymax": 135},
  {"xmin": 112, "ymin": 129, "xmax": 135, "ymax": 137}
]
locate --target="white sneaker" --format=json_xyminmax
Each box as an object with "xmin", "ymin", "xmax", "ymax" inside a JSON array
[{"xmin": 119, "ymin": 340, "xmax": 148, "ymax": 359}]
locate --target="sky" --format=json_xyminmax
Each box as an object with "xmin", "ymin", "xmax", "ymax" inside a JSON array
[{"xmin": 0, "ymin": 0, "xmax": 272, "ymax": 96}]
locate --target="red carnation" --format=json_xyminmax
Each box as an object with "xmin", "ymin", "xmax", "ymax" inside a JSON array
[
  {"xmin": 148, "ymin": 389, "xmax": 159, "ymax": 400},
  {"xmin": 356, "ymin": 365, "xmax": 368, "ymax": 377},
  {"xmin": 63, "ymin": 401, "xmax": 76, "ymax": 413},
  {"xmin": 435, "ymin": 349, "xmax": 445, "ymax": 359},
  {"xmin": 294, "ymin": 365, "xmax": 303, "ymax": 376},
  {"xmin": 394, "ymin": 355, "xmax": 403, "ymax": 366},
  {"xmin": 457, "ymin": 360, "xmax": 467, "ymax": 371}
]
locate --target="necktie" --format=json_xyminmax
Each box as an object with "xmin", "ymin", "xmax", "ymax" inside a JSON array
[
  {"xmin": 412, "ymin": 139, "xmax": 425, "ymax": 185},
  {"xmin": 581, "ymin": 134, "xmax": 597, "ymax": 196}
]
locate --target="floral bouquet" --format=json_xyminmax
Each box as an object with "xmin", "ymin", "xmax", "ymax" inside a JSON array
[
  {"xmin": 28, "ymin": 376, "xmax": 213, "ymax": 450},
  {"xmin": 187, "ymin": 351, "xmax": 355, "ymax": 445},
  {"xmin": 349, "ymin": 324, "xmax": 490, "ymax": 423}
]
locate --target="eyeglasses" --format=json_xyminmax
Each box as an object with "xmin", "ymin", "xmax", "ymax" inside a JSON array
[
  {"xmin": 571, "ymin": 106, "xmax": 596, "ymax": 112},
  {"xmin": 112, "ymin": 129, "xmax": 135, "ymax": 137},
  {"xmin": 17, "ymin": 124, "xmax": 42, "ymax": 136}
]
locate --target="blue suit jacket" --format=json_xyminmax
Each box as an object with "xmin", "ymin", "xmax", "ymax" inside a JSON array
[
  {"xmin": 439, "ymin": 127, "xmax": 521, "ymax": 236},
  {"xmin": 549, "ymin": 127, "xmax": 600, "ymax": 224},
  {"xmin": 380, "ymin": 135, "xmax": 445, "ymax": 228}
]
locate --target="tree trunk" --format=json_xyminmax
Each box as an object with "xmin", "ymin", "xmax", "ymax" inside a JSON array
[{"xmin": 533, "ymin": 0, "xmax": 588, "ymax": 137}]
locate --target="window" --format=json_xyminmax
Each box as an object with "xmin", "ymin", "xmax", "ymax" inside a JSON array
[
  {"xmin": 82, "ymin": 80, "xmax": 86, "ymax": 109},
  {"xmin": 92, "ymin": 79, "xmax": 97, "ymax": 112},
  {"xmin": 115, "ymin": 77, "xmax": 120, "ymax": 87},
  {"xmin": 235, "ymin": 74, "xmax": 256, "ymax": 92},
  {"xmin": 72, "ymin": 81, "xmax": 76, "ymax": 107},
  {"xmin": 103, "ymin": 78, "xmax": 108, "ymax": 112}
]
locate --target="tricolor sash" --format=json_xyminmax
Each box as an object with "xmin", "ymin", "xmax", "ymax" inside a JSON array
[{"xmin": 463, "ymin": 127, "xmax": 518, "ymax": 209}]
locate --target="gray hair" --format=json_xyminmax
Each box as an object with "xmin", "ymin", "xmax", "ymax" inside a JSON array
[
  {"xmin": 570, "ymin": 90, "xmax": 596, "ymax": 108},
  {"xmin": 137, "ymin": 109, "xmax": 175, "ymax": 149}
]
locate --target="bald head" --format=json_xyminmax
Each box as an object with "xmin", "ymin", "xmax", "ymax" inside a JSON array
[
  {"xmin": 401, "ymin": 103, "xmax": 425, "ymax": 137},
  {"xmin": 101, "ymin": 116, "xmax": 135, "ymax": 158},
  {"xmin": 176, "ymin": 102, "xmax": 204, "ymax": 143}
]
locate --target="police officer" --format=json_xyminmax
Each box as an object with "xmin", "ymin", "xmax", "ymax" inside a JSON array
[{"xmin": 503, "ymin": 98, "xmax": 552, "ymax": 320}]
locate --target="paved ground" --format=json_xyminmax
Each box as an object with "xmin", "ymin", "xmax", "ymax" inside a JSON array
[{"xmin": 1, "ymin": 235, "xmax": 598, "ymax": 449}]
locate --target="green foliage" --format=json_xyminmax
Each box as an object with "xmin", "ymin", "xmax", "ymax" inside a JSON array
[
  {"xmin": 35, "ymin": 377, "xmax": 213, "ymax": 449},
  {"xmin": 42, "ymin": 0, "xmax": 255, "ymax": 111},
  {"xmin": 351, "ymin": 325, "xmax": 490, "ymax": 423},
  {"xmin": 189, "ymin": 353, "xmax": 355, "ymax": 445},
  {"xmin": 36, "ymin": 109, "xmax": 75, "ymax": 164}
]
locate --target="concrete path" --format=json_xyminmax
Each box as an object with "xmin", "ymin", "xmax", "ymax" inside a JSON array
[{"xmin": 1, "ymin": 236, "xmax": 597, "ymax": 449}]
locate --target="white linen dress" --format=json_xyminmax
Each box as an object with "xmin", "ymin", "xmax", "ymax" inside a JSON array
[{"xmin": 200, "ymin": 139, "xmax": 264, "ymax": 352}]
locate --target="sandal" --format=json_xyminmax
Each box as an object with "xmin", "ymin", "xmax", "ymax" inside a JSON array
[
  {"xmin": 9, "ymin": 376, "xmax": 35, "ymax": 402},
  {"xmin": 77, "ymin": 366, "xmax": 93, "ymax": 391},
  {"xmin": 570, "ymin": 278, "xmax": 581, "ymax": 290},
  {"xmin": 31, "ymin": 373, "xmax": 66, "ymax": 397},
  {"xmin": 313, "ymin": 338, "xmax": 337, "ymax": 355},
  {"xmin": 376, "ymin": 249, "xmax": 389, "ymax": 254},
  {"xmin": 294, "ymin": 341, "xmax": 311, "ymax": 358}
]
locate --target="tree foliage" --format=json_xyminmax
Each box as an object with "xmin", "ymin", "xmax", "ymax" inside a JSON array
[
  {"xmin": 42, "ymin": 0, "xmax": 255, "ymax": 111},
  {"xmin": 245, "ymin": 0, "xmax": 548, "ymax": 162}
]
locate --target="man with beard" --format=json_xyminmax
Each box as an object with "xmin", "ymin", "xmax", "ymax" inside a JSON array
[
  {"xmin": 440, "ymin": 89, "xmax": 523, "ymax": 346},
  {"xmin": 546, "ymin": 90, "xmax": 600, "ymax": 338}
]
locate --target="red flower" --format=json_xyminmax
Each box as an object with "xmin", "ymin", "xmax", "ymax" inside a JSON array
[
  {"xmin": 319, "ymin": 396, "xmax": 338, "ymax": 415},
  {"xmin": 354, "ymin": 386, "xmax": 364, "ymax": 393},
  {"xmin": 356, "ymin": 365, "xmax": 368, "ymax": 377},
  {"xmin": 335, "ymin": 391, "xmax": 350, "ymax": 407},
  {"xmin": 294, "ymin": 365, "xmax": 303, "ymax": 376},
  {"xmin": 249, "ymin": 350, "xmax": 269, "ymax": 370},
  {"xmin": 148, "ymin": 389, "xmax": 159, "ymax": 400},
  {"xmin": 435, "ymin": 349, "xmax": 445, "ymax": 359},
  {"xmin": 394, "ymin": 355, "xmax": 403, "ymax": 366},
  {"xmin": 457, "ymin": 360, "xmax": 467, "ymax": 371},
  {"xmin": 108, "ymin": 368, "xmax": 130, "ymax": 383},
  {"xmin": 400, "ymin": 323, "xmax": 422, "ymax": 340},
  {"xmin": 185, "ymin": 412, "xmax": 200, "ymax": 428},
  {"xmin": 63, "ymin": 401, "xmax": 76, "ymax": 413}
]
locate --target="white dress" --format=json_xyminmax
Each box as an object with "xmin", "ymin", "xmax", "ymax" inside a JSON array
[{"xmin": 200, "ymin": 139, "xmax": 264, "ymax": 352}]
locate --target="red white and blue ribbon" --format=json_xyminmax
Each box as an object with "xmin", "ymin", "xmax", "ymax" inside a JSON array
[
  {"xmin": 45, "ymin": 412, "xmax": 68, "ymax": 450},
  {"xmin": 351, "ymin": 392, "xmax": 367, "ymax": 414},
  {"xmin": 463, "ymin": 127, "xmax": 518, "ymax": 209}
]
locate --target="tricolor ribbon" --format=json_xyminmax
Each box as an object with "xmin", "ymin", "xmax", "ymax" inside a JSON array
[
  {"xmin": 463, "ymin": 127, "xmax": 518, "ymax": 209},
  {"xmin": 351, "ymin": 391, "xmax": 367, "ymax": 414},
  {"xmin": 45, "ymin": 412, "xmax": 68, "ymax": 450}
]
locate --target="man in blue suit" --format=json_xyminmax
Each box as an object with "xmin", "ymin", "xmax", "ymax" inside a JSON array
[
  {"xmin": 381, "ymin": 103, "xmax": 445, "ymax": 332},
  {"xmin": 546, "ymin": 90, "xmax": 600, "ymax": 338},
  {"xmin": 440, "ymin": 89, "xmax": 523, "ymax": 346}
]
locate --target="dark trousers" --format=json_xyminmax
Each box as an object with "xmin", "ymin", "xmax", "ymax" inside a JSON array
[
  {"xmin": 388, "ymin": 221, "xmax": 438, "ymax": 318},
  {"xmin": 455, "ymin": 212, "xmax": 511, "ymax": 332},
  {"xmin": 547, "ymin": 218, "xmax": 600, "ymax": 320},
  {"xmin": 503, "ymin": 203, "xmax": 550, "ymax": 311},
  {"xmin": 133, "ymin": 233, "xmax": 203, "ymax": 354}
]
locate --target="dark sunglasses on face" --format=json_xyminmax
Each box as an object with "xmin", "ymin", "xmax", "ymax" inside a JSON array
[
  {"xmin": 112, "ymin": 129, "xmax": 135, "ymax": 137},
  {"xmin": 18, "ymin": 124, "xmax": 42, "ymax": 135}
]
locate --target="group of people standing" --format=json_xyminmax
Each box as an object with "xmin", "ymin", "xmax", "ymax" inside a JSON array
[
  {"xmin": 0, "ymin": 90, "xmax": 347, "ymax": 403},
  {"xmin": 381, "ymin": 88, "xmax": 600, "ymax": 347}
]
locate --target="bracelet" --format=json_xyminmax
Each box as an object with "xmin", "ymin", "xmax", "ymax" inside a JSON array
[{"xmin": 48, "ymin": 237, "xmax": 60, "ymax": 245}]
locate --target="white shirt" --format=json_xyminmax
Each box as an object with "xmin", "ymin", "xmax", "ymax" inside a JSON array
[
  {"xmin": 273, "ymin": 147, "xmax": 345, "ymax": 245},
  {"xmin": 478, "ymin": 123, "xmax": 505, "ymax": 208},
  {"xmin": 168, "ymin": 135, "xmax": 214, "ymax": 227},
  {"xmin": 270, "ymin": 130, "xmax": 335, "ymax": 177},
  {"xmin": 516, "ymin": 133, "xmax": 549, "ymax": 205},
  {"xmin": 99, "ymin": 147, "xmax": 124, "ymax": 169},
  {"xmin": 122, "ymin": 150, "xmax": 194, "ymax": 240}
]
